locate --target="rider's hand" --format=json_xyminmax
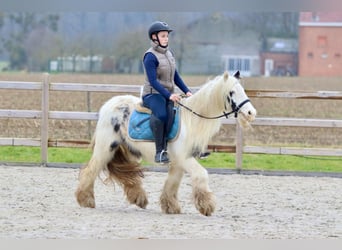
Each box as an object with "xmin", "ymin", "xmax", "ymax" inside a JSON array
[{"xmin": 169, "ymin": 93, "xmax": 181, "ymax": 103}]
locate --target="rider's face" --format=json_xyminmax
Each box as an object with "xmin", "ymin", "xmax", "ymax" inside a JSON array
[{"xmin": 153, "ymin": 31, "xmax": 169, "ymax": 47}]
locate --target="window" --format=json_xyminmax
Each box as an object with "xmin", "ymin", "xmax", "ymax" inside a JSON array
[
  {"xmin": 227, "ymin": 57, "xmax": 251, "ymax": 72},
  {"xmin": 236, "ymin": 58, "xmax": 242, "ymax": 70},
  {"xmin": 307, "ymin": 52, "xmax": 314, "ymax": 58},
  {"xmin": 228, "ymin": 58, "xmax": 235, "ymax": 71},
  {"xmin": 243, "ymin": 59, "xmax": 250, "ymax": 71},
  {"xmin": 317, "ymin": 36, "xmax": 327, "ymax": 48},
  {"xmin": 312, "ymin": 12, "xmax": 319, "ymax": 22}
]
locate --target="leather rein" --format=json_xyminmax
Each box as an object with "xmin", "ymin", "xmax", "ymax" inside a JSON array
[{"xmin": 177, "ymin": 95, "xmax": 250, "ymax": 120}]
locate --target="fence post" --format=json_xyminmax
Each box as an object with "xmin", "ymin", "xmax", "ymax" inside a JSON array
[
  {"xmin": 235, "ymin": 122, "xmax": 243, "ymax": 172},
  {"xmin": 87, "ymin": 91, "xmax": 92, "ymax": 139},
  {"xmin": 41, "ymin": 73, "xmax": 50, "ymax": 166}
]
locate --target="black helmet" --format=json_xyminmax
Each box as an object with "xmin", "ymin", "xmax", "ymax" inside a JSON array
[{"xmin": 148, "ymin": 21, "xmax": 173, "ymax": 40}]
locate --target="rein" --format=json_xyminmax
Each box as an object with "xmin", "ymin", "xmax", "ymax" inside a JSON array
[{"xmin": 176, "ymin": 98, "xmax": 250, "ymax": 120}]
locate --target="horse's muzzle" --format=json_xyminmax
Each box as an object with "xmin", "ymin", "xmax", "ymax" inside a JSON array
[
  {"xmin": 241, "ymin": 103, "xmax": 256, "ymax": 122},
  {"xmin": 238, "ymin": 105, "xmax": 256, "ymax": 129}
]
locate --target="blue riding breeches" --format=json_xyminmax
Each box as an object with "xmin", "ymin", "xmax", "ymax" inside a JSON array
[{"xmin": 143, "ymin": 94, "xmax": 170, "ymax": 122}]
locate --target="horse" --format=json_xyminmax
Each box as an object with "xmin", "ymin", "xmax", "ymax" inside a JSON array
[{"xmin": 75, "ymin": 71, "xmax": 257, "ymax": 216}]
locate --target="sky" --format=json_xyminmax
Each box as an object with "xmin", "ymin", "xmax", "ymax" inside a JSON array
[{"xmin": 1, "ymin": 0, "xmax": 341, "ymax": 12}]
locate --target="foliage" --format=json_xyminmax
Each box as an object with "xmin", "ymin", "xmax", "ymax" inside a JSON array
[
  {"xmin": 113, "ymin": 29, "xmax": 147, "ymax": 73},
  {"xmin": 238, "ymin": 12, "xmax": 299, "ymax": 42},
  {"xmin": 0, "ymin": 12, "xmax": 300, "ymax": 74},
  {"xmin": 0, "ymin": 146, "xmax": 340, "ymax": 173},
  {"xmin": 0, "ymin": 13, "xmax": 60, "ymax": 71}
]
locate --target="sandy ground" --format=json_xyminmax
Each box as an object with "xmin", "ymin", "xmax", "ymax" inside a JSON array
[{"xmin": 0, "ymin": 165, "xmax": 341, "ymax": 239}]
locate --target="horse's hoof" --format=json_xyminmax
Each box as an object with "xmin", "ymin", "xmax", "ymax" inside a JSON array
[
  {"xmin": 126, "ymin": 188, "xmax": 148, "ymax": 209},
  {"xmin": 198, "ymin": 206, "xmax": 215, "ymax": 216},
  {"xmin": 193, "ymin": 190, "xmax": 216, "ymax": 216},
  {"xmin": 137, "ymin": 198, "xmax": 148, "ymax": 209},
  {"xmin": 75, "ymin": 189, "xmax": 95, "ymax": 208},
  {"xmin": 162, "ymin": 204, "xmax": 181, "ymax": 214},
  {"xmin": 160, "ymin": 195, "xmax": 181, "ymax": 214},
  {"xmin": 132, "ymin": 194, "xmax": 148, "ymax": 209}
]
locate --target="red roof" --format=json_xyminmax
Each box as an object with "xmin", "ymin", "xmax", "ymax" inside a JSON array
[{"xmin": 300, "ymin": 12, "xmax": 342, "ymax": 23}]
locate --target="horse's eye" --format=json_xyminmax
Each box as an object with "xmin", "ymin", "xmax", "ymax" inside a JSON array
[{"xmin": 229, "ymin": 91, "xmax": 234, "ymax": 96}]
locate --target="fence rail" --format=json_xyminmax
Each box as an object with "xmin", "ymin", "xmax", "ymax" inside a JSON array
[{"xmin": 1, "ymin": 73, "xmax": 342, "ymax": 168}]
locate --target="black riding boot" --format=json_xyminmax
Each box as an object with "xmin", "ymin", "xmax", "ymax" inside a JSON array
[
  {"xmin": 163, "ymin": 101, "xmax": 175, "ymax": 154},
  {"xmin": 150, "ymin": 115, "xmax": 169, "ymax": 163},
  {"xmin": 165, "ymin": 101, "xmax": 175, "ymax": 136}
]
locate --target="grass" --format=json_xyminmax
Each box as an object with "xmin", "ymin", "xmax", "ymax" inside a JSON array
[
  {"xmin": 0, "ymin": 146, "xmax": 341, "ymax": 173},
  {"xmin": 0, "ymin": 146, "xmax": 91, "ymax": 164},
  {"xmin": 199, "ymin": 152, "xmax": 342, "ymax": 173}
]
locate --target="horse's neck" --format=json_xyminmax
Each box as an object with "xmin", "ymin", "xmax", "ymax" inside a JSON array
[
  {"xmin": 180, "ymin": 84, "xmax": 223, "ymax": 153},
  {"xmin": 184, "ymin": 81, "xmax": 227, "ymax": 116}
]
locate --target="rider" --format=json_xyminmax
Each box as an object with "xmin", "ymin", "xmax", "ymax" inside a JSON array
[{"xmin": 142, "ymin": 21, "xmax": 192, "ymax": 163}]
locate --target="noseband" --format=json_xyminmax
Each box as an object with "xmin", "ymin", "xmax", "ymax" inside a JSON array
[{"xmin": 226, "ymin": 95, "xmax": 251, "ymax": 118}]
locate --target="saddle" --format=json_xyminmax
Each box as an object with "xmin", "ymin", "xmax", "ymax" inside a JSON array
[{"xmin": 128, "ymin": 103, "xmax": 180, "ymax": 142}]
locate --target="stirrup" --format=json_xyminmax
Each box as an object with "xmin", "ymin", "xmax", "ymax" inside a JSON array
[{"xmin": 155, "ymin": 150, "xmax": 169, "ymax": 164}]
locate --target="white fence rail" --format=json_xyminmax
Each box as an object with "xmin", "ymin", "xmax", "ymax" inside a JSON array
[{"xmin": 1, "ymin": 73, "xmax": 342, "ymax": 168}]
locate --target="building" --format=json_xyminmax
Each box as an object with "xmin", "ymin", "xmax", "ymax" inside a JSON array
[
  {"xmin": 298, "ymin": 12, "xmax": 342, "ymax": 76},
  {"xmin": 259, "ymin": 38, "xmax": 298, "ymax": 76},
  {"xmin": 222, "ymin": 53, "xmax": 260, "ymax": 77},
  {"xmin": 180, "ymin": 14, "xmax": 262, "ymax": 76},
  {"xmin": 220, "ymin": 34, "xmax": 261, "ymax": 77}
]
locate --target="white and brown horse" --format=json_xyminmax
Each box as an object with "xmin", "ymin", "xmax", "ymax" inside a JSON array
[{"xmin": 75, "ymin": 71, "xmax": 256, "ymax": 216}]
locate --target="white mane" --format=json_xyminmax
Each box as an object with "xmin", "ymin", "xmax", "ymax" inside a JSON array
[{"xmin": 179, "ymin": 72, "xmax": 236, "ymax": 154}]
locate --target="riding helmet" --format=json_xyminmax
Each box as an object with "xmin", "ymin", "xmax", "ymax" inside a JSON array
[{"xmin": 148, "ymin": 21, "xmax": 173, "ymax": 40}]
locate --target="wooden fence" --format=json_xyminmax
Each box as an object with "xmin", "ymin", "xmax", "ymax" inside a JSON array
[{"xmin": 1, "ymin": 73, "xmax": 342, "ymax": 169}]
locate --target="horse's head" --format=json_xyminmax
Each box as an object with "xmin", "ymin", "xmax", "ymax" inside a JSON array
[{"xmin": 223, "ymin": 71, "xmax": 257, "ymax": 129}]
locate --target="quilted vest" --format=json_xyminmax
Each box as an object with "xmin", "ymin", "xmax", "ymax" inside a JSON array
[{"xmin": 142, "ymin": 43, "xmax": 176, "ymax": 97}]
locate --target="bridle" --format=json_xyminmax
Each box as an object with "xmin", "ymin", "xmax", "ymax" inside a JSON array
[{"xmin": 176, "ymin": 90, "xmax": 250, "ymax": 120}]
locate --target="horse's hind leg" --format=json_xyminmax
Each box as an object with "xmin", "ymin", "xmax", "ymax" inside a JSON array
[
  {"xmin": 106, "ymin": 145, "xmax": 148, "ymax": 209},
  {"xmin": 160, "ymin": 162, "xmax": 184, "ymax": 214},
  {"xmin": 183, "ymin": 158, "xmax": 216, "ymax": 216},
  {"xmin": 123, "ymin": 177, "xmax": 148, "ymax": 209}
]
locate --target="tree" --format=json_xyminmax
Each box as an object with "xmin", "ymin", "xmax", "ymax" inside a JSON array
[
  {"xmin": 152, "ymin": 12, "xmax": 200, "ymax": 74},
  {"xmin": 1, "ymin": 13, "xmax": 59, "ymax": 71},
  {"xmin": 25, "ymin": 27, "xmax": 63, "ymax": 71},
  {"xmin": 241, "ymin": 12, "xmax": 298, "ymax": 39},
  {"xmin": 113, "ymin": 29, "xmax": 147, "ymax": 73}
]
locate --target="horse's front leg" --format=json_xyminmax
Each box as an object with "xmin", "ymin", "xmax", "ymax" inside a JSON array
[
  {"xmin": 160, "ymin": 162, "xmax": 184, "ymax": 214},
  {"xmin": 75, "ymin": 157, "xmax": 102, "ymax": 208},
  {"xmin": 183, "ymin": 157, "xmax": 216, "ymax": 216},
  {"xmin": 75, "ymin": 139, "xmax": 113, "ymax": 208}
]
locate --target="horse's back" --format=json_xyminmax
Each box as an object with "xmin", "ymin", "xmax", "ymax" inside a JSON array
[{"xmin": 99, "ymin": 95, "xmax": 140, "ymax": 118}]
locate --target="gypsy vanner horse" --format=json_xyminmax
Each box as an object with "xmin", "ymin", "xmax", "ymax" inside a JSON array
[{"xmin": 75, "ymin": 71, "xmax": 256, "ymax": 216}]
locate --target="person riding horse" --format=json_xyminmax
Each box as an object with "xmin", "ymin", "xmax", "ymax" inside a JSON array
[{"xmin": 141, "ymin": 21, "xmax": 193, "ymax": 163}]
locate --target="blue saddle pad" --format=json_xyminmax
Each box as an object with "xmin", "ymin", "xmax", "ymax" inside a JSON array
[{"xmin": 128, "ymin": 108, "xmax": 180, "ymax": 141}]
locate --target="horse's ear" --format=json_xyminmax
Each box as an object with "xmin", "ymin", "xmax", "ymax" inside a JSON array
[
  {"xmin": 233, "ymin": 70, "xmax": 241, "ymax": 79},
  {"xmin": 224, "ymin": 71, "xmax": 229, "ymax": 81}
]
